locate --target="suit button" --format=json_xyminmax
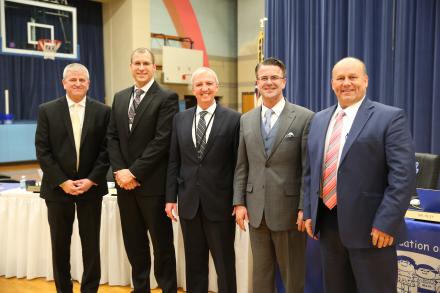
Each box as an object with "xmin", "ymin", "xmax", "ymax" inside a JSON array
[{"xmin": 265, "ymin": 163, "xmax": 269, "ymax": 168}]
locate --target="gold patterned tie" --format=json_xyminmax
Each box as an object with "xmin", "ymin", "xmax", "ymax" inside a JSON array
[{"xmin": 71, "ymin": 104, "xmax": 81, "ymax": 170}]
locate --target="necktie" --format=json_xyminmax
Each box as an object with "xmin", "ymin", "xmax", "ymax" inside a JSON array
[
  {"xmin": 71, "ymin": 104, "xmax": 82, "ymax": 170},
  {"xmin": 322, "ymin": 111, "xmax": 346, "ymax": 209},
  {"xmin": 128, "ymin": 89, "xmax": 144, "ymax": 126},
  {"xmin": 196, "ymin": 111, "xmax": 208, "ymax": 160},
  {"xmin": 264, "ymin": 109, "xmax": 274, "ymax": 134}
]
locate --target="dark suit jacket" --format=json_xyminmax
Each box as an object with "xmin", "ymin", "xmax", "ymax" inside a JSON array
[
  {"xmin": 35, "ymin": 96, "xmax": 111, "ymax": 202},
  {"xmin": 303, "ymin": 98, "xmax": 416, "ymax": 248},
  {"xmin": 166, "ymin": 104, "xmax": 240, "ymax": 221},
  {"xmin": 107, "ymin": 81, "xmax": 179, "ymax": 196}
]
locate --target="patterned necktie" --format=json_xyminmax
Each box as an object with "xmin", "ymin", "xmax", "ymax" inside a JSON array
[
  {"xmin": 196, "ymin": 111, "xmax": 208, "ymax": 160},
  {"xmin": 71, "ymin": 104, "xmax": 82, "ymax": 170},
  {"xmin": 128, "ymin": 89, "xmax": 144, "ymax": 126},
  {"xmin": 264, "ymin": 109, "xmax": 274, "ymax": 134},
  {"xmin": 322, "ymin": 111, "xmax": 346, "ymax": 209}
]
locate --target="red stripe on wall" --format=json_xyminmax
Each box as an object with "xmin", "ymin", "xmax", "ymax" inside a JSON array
[{"xmin": 162, "ymin": 0, "xmax": 209, "ymax": 66}]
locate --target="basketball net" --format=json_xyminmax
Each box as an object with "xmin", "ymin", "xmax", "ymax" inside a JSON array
[{"xmin": 37, "ymin": 39, "xmax": 62, "ymax": 60}]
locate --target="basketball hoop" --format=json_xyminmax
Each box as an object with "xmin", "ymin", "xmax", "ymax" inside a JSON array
[{"xmin": 37, "ymin": 39, "xmax": 62, "ymax": 60}]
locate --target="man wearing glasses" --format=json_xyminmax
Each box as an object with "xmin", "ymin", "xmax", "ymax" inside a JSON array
[{"xmin": 233, "ymin": 58, "xmax": 314, "ymax": 293}]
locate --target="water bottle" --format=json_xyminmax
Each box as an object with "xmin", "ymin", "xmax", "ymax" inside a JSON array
[{"xmin": 20, "ymin": 175, "xmax": 26, "ymax": 189}]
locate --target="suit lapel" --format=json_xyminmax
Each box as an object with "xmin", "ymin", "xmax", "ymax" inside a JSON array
[
  {"xmin": 181, "ymin": 108, "xmax": 198, "ymax": 156},
  {"xmin": 80, "ymin": 97, "xmax": 92, "ymax": 149},
  {"xmin": 201, "ymin": 104, "xmax": 224, "ymax": 160},
  {"xmin": 339, "ymin": 99, "xmax": 374, "ymax": 166},
  {"xmin": 316, "ymin": 106, "xmax": 337, "ymax": 171},
  {"xmin": 251, "ymin": 106, "xmax": 267, "ymax": 156},
  {"xmin": 130, "ymin": 82, "xmax": 158, "ymax": 134},
  {"xmin": 267, "ymin": 103, "xmax": 297, "ymax": 160},
  {"xmin": 60, "ymin": 97, "xmax": 76, "ymax": 150}
]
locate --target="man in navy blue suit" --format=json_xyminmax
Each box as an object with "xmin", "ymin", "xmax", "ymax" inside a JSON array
[{"xmin": 303, "ymin": 57, "xmax": 416, "ymax": 293}]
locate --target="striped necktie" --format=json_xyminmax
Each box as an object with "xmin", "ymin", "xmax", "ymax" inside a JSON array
[
  {"xmin": 322, "ymin": 111, "xmax": 345, "ymax": 209},
  {"xmin": 196, "ymin": 111, "xmax": 208, "ymax": 160},
  {"xmin": 128, "ymin": 89, "xmax": 144, "ymax": 127}
]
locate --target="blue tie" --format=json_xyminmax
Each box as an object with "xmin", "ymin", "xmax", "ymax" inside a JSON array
[{"xmin": 264, "ymin": 109, "xmax": 274, "ymax": 134}]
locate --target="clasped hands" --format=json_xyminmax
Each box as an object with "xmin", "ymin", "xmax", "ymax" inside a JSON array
[
  {"xmin": 304, "ymin": 219, "xmax": 394, "ymax": 248},
  {"xmin": 60, "ymin": 178, "xmax": 95, "ymax": 196},
  {"xmin": 114, "ymin": 169, "xmax": 140, "ymax": 190}
]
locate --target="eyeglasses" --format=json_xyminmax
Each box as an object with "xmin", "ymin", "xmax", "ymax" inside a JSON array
[{"xmin": 257, "ymin": 76, "xmax": 285, "ymax": 82}]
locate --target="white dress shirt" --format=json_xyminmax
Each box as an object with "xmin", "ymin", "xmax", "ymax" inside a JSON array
[
  {"xmin": 261, "ymin": 98, "xmax": 286, "ymax": 128},
  {"xmin": 324, "ymin": 97, "xmax": 365, "ymax": 165},
  {"xmin": 128, "ymin": 78, "xmax": 154, "ymax": 130},
  {"xmin": 192, "ymin": 102, "xmax": 217, "ymax": 147}
]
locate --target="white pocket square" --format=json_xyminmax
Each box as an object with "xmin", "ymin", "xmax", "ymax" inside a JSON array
[{"xmin": 285, "ymin": 132, "xmax": 295, "ymax": 138}]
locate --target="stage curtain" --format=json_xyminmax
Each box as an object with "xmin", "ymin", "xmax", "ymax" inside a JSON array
[
  {"xmin": 0, "ymin": 0, "xmax": 105, "ymax": 120},
  {"xmin": 265, "ymin": 0, "xmax": 440, "ymax": 154}
]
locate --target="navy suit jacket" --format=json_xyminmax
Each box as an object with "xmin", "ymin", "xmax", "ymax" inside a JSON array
[
  {"xmin": 166, "ymin": 104, "xmax": 240, "ymax": 221},
  {"xmin": 303, "ymin": 98, "xmax": 416, "ymax": 248}
]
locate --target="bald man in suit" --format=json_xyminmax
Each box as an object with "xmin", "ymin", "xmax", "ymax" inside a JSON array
[{"xmin": 303, "ymin": 57, "xmax": 416, "ymax": 293}]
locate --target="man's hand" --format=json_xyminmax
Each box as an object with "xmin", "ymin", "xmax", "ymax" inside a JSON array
[
  {"xmin": 73, "ymin": 178, "xmax": 95, "ymax": 193},
  {"xmin": 114, "ymin": 169, "xmax": 140, "ymax": 190},
  {"xmin": 305, "ymin": 219, "xmax": 318, "ymax": 240},
  {"xmin": 296, "ymin": 210, "xmax": 306, "ymax": 232},
  {"xmin": 165, "ymin": 203, "xmax": 178, "ymax": 222},
  {"xmin": 234, "ymin": 205, "xmax": 249, "ymax": 231},
  {"xmin": 59, "ymin": 180, "xmax": 82, "ymax": 196},
  {"xmin": 371, "ymin": 228, "xmax": 394, "ymax": 248}
]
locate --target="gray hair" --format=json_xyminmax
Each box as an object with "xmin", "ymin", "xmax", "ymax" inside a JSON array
[
  {"xmin": 63, "ymin": 63, "xmax": 90, "ymax": 80},
  {"xmin": 191, "ymin": 67, "xmax": 219, "ymax": 86},
  {"xmin": 130, "ymin": 47, "xmax": 155, "ymax": 64}
]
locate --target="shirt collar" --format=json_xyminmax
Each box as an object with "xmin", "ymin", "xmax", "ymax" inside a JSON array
[
  {"xmin": 196, "ymin": 101, "xmax": 217, "ymax": 116},
  {"xmin": 262, "ymin": 98, "xmax": 285, "ymax": 117},
  {"xmin": 66, "ymin": 95, "xmax": 86, "ymax": 108},
  {"xmin": 135, "ymin": 78, "xmax": 155, "ymax": 94},
  {"xmin": 336, "ymin": 96, "xmax": 365, "ymax": 119}
]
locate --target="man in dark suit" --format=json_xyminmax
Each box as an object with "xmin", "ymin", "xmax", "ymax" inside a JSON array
[
  {"xmin": 233, "ymin": 58, "xmax": 314, "ymax": 293},
  {"xmin": 107, "ymin": 47, "xmax": 178, "ymax": 293},
  {"xmin": 303, "ymin": 57, "xmax": 416, "ymax": 293},
  {"xmin": 35, "ymin": 63, "xmax": 110, "ymax": 293},
  {"xmin": 165, "ymin": 67, "xmax": 240, "ymax": 293}
]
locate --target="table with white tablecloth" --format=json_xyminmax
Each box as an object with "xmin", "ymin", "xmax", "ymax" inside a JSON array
[{"xmin": 0, "ymin": 188, "xmax": 253, "ymax": 292}]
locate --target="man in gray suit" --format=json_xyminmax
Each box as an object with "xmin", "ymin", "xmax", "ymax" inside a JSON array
[{"xmin": 233, "ymin": 58, "xmax": 313, "ymax": 293}]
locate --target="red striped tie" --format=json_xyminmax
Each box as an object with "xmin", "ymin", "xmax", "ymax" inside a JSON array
[{"xmin": 322, "ymin": 111, "xmax": 345, "ymax": 209}]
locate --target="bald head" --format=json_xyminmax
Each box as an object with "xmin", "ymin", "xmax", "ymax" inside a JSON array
[
  {"xmin": 331, "ymin": 57, "xmax": 369, "ymax": 109},
  {"xmin": 332, "ymin": 57, "xmax": 367, "ymax": 77}
]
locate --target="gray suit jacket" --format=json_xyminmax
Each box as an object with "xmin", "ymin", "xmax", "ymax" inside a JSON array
[{"xmin": 233, "ymin": 101, "xmax": 314, "ymax": 231}]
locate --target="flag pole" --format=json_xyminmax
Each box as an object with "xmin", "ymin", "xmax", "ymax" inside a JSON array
[{"xmin": 255, "ymin": 17, "xmax": 268, "ymax": 107}]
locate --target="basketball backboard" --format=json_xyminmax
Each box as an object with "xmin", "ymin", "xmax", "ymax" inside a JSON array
[
  {"xmin": 162, "ymin": 46, "xmax": 203, "ymax": 84},
  {"xmin": 0, "ymin": 0, "xmax": 77, "ymax": 59}
]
